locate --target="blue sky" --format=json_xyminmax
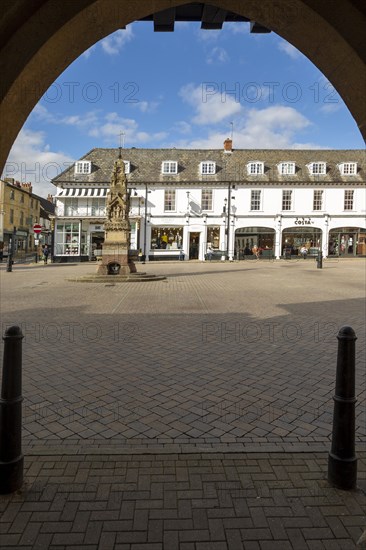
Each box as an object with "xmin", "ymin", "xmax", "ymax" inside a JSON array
[{"xmin": 3, "ymin": 20, "xmax": 364, "ymax": 196}]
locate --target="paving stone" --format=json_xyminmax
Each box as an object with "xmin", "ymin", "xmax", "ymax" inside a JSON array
[{"xmin": 0, "ymin": 260, "xmax": 365, "ymax": 548}]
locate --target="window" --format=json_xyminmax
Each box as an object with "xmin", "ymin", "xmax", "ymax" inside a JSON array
[
  {"xmin": 20, "ymin": 211, "xmax": 24, "ymax": 226},
  {"xmin": 164, "ymin": 190, "xmax": 176, "ymax": 211},
  {"xmin": 74, "ymin": 161, "xmax": 91, "ymax": 174},
  {"xmin": 278, "ymin": 162, "xmax": 295, "ymax": 175},
  {"xmin": 200, "ymin": 161, "xmax": 216, "ymax": 175},
  {"xmin": 282, "ymin": 190, "xmax": 292, "ymax": 211},
  {"xmin": 201, "ymin": 189, "xmax": 213, "ymax": 210},
  {"xmin": 162, "ymin": 161, "xmax": 178, "ymax": 175},
  {"xmin": 308, "ymin": 162, "xmax": 326, "ymax": 175},
  {"xmin": 247, "ymin": 162, "xmax": 264, "ymax": 175},
  {"xmin": 55, "ymin": 222, "xmax": 82, "ymax": 255},
  {"xmin": 151, "ymin": 227, "xmax": 183, "ymax": 250},
  {"xmin": 250, "ymin": 190, "xmax": 261, "ymax": 211},
  {"xmin": 65, "ymin": 198, "xmax": 79, "ymax": 216},
  {"xmin": 10, "ymin": 190, "xmax": 14, "ymax": 200},
  {"xmin": 91, "ymin": 198, "xmax": 106, "ymax": 217},
  {"xmin": 10, "ymin": 209, "xmax": 14, "ymax": 223},
  {"xmin": 344, "ymin": 190, "xmax": 354, "ymax": 210},
  {"xmin": 339, "ymin": 162, "xmax": 357, "ymax": 175},
  {"xmin": 313, "ymin": 190, "xmax": 323, "ymax": 211},
  {"xmin": 123, "ymin": 161, "xmax": 131, "ymax": 174},
  {"xmin": 20, "ymin": 194, "xmax": 24, "ymax": 203}
]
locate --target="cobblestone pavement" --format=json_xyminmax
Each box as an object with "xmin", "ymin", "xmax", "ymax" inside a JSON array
[{"xmin": 0, "ymin": 258, "xmax": 365, "ymax": 548}]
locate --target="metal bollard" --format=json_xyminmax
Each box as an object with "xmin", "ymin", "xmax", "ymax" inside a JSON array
[
  {"xmin": 0, "ymin": 326, "xmax": 24, "ymax": 494},
  {"xmin": 6, "ymin": 252, "xmax": 13, "ymax": 272},
  {"xmin": 328, "ymin": 326, "xmax": 357, "ymax": 490},
  {"xmin": 317, "ymin": 249, "xmax": 323, "ymax": 269}
]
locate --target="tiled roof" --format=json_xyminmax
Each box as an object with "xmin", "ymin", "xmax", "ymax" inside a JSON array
[{"xmin": 52, "ymin": 148, "xmax": 365, "ymax": 187}]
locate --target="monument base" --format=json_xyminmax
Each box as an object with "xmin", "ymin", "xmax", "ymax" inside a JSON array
[{"xmin": 96, "ymin": 250, "xmax": 137, "ymax": 275}]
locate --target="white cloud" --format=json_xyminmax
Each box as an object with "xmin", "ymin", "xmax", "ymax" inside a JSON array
[
  {"xmin": 172, "ymin": 105, "xmax": 322, "ymax": 149},
  {"xmin": 133, "ymin": 100, "xmax": 160, "ymax": 113},
  {"xmin": 319, "ymin": 103, "xmax": 342, "ymax": 114},
  {"xmin": 179, "ymin": 83, "xmax": 242, "ymax": 125},
  {"xmin": 206, "ymin": 46, "xmax": 229, "ymax": 64},
  {"xmin": 174, "ymin": 121, "xmax": 192, "ymax": 134},
  {"xmin": 101, "ymin": 27, "xmax": 134, "ymax": 55},
  {"xmin": 277, "ymin": 40, "xmax": 301, "ymax": 60},
  {"xmin": 2, "ymin": 129, "xmax": 74, "ymax": 197}
]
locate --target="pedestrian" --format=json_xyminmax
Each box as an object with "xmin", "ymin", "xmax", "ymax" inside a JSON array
[
  {"xmin": 43, "ymin": 244, "xmax": 49, "ymax": 264},
  {"xmin": 300, "ymin": 245, "xmax": 308, "ymax": 259},
  {"xmin": 207, "ymin": 244, "xmax": 213, "ymax": 261}
]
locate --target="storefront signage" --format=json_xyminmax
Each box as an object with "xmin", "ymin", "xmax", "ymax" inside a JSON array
[
  {"xmin": 90, "ymin": 224, "xmax": 104, "ymax": 231},
  {"xmin": 294, "ymin": 217, "xmax": 313, "ymax": 226}
]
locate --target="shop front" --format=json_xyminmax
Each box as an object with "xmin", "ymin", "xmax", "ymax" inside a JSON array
[
  {"xmin": 235, "ymin": 227, "xmax": 275, "ymax": 258},
  {"xmin": 281, "ymin": 226, "xmax": 322, "ymax": 257},
  {"xmin": 328, "ymin": 227, "xmax": 366, "ymax": 256},
  {"xmin": 149, "ymin": 225, "xmax": 184, "ymax": 261}
]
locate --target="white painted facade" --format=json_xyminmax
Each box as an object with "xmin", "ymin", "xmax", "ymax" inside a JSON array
[{"xmin": 52, "ymin": 147, "xmax": 366, "ymax": 261}]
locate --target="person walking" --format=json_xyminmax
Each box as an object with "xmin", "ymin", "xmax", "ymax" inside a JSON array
[{"xmin": 43, "ymin": 244, "xmax": 49, "ymax": 265}]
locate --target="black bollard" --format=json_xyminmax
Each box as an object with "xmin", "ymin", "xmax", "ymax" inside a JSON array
[
  {"xmin": 328, "ymin": 326, "xmax": 357, "ymax": 490},
  {"xmin": 6, "ymin": 252, "xmax": 13, "ymax": 272},
  {"xmin": 0, "ymin": 326, "xmax": 24, "ymax": 494},
  {"xmin": 317, "ymin": 249, "xmax": 323, "ymax": 269}
]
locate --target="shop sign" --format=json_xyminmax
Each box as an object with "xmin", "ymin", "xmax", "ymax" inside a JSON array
[
  {"xmin": 294, "ymin": 217, "xmax": 313, "ymax": 226},
  {"xmin": 90, "ymin": 224, "xmax": 104, "ymax": 231}
]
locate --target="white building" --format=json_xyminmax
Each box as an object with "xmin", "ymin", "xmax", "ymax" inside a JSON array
[{"xmin": 51, "ymin": 142, "xmax": 366, "ymax": 261}]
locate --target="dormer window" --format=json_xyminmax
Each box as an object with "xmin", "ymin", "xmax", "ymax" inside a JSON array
[
  {"xmin": 162, "ymin": 161, "xmax": 178, "ymax": 175},
  {"xmin": 200, "ymin": 161, "xmax": 216, "ymax": 175},
  {"xmin": 247, "ymin": 162, "xmax": 264, "ymax": 175},
  {"xmin": 75, "ymin": 161, "xmax": 91, "ymax": 175},
  {"xmin": 339, "ymin": 162, "xmax": 357, "ymax": 175},
  {"xmin": 278, "ymin": 162, "xmax": 295, "ymax": 175},
  {"xmin": 123, "ymin": 161, "xmax": 131, "ymax": 174},
  {"xmin": 308, "ymin": 162, "xmax": 326, "ymax": 175}
]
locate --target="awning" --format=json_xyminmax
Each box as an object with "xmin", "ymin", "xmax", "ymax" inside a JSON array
[{"xmin": 56, "ymin": 188, "xmax": 108, "ymax": 197}]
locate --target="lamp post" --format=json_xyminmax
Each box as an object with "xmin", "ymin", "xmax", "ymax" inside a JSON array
[
  {"xmin": 6, "ymin": 226, "xmax": 16, "ymax": 272},
  {"xmin": 143, "ymin": 184, "xmax": 150, "ymax": 263}
]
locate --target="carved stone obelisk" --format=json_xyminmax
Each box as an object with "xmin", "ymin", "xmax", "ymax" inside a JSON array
[{"xmin": 96, "ymin": 152, "xmax": 136, "ymax": 275}]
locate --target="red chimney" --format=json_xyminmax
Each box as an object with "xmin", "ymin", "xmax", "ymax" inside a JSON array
[{"xmin": 224, "ymin": 138, "xmax": 233, "ymax": 152}]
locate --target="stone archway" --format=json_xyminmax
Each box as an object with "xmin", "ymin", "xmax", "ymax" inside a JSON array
[{"xmin": 0, "ymin": 0, "xmax": 365, "ymax": 172}]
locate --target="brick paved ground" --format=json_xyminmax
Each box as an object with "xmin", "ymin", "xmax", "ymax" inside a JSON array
[{"xmin": 0, "ymin": 258, "xmax": 365, "ymax": 548}]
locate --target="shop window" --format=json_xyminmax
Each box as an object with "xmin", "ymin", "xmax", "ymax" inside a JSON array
[
  {"xmin": 207, "ymin": 226, "xmax": 220, "ymax": 249},
  {"xmin": 247, "ymin": 162, "xmax": 264, "ymax": 175},
  {"xmin": 250, "ymin": 190, "xmax": 261, "ymax": 211},
  {"xmin": 74, "ymin": 161, "xmax": 91, "ymax": 174},
  {"xmin": 282, "ymin": 190, "xmax": 292, "ymax": 211},
  {"xmin": 308, "ymin": 162, "xmax": 326, "ymax": 175},
  {"xmin": 278, "ymin": 162, "xmax": 295, "ymax": 175},
  {"xmin": 339, "ymin": 162, "xmax": 357, "ymax": 175},
  {"xmin": 200, "ymin": 161, "xmax": 216, "ymax": 175},
  {"xmin": 313, "ymin": 190, "xmax": 323, "ymax": 211},
  {"xmin": 164, "ymin": 190, "xmax": 176, "ymax": 211},
  {"xmin": 344, "ymin": 190, "xmax": 354, "ymax": 210},
  {"xmin": 151, "ymin": 227, "xmax": 183, "ymax": 250},
  {"xmin": 55, "ymin": 222, "xmax": 81, "ymax": 255},
  {"xmin": 201, "ymin": 189, "xmax": 213, "ymax": 210},
  {"xmin": 162, "ymin": 161, "xmax": 178, "ymax": 175}
]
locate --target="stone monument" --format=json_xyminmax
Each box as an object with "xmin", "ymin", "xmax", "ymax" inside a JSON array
[{"xmin": 96, "ymin": 151, "xmax": 137, "ymax": 275}]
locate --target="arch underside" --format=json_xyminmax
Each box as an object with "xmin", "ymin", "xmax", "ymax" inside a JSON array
[{"xmin": 0, "ymin": 0, "xmax": 365, "ymax": 172}]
